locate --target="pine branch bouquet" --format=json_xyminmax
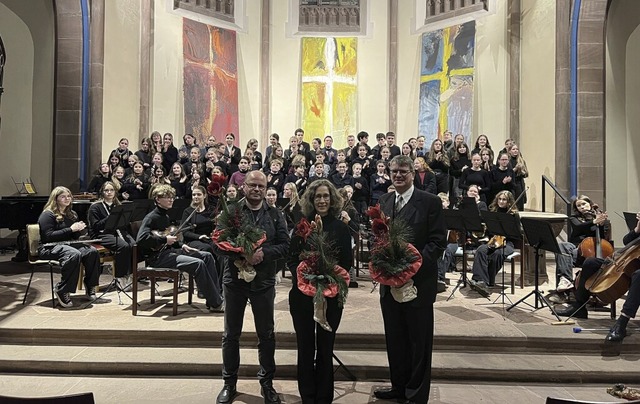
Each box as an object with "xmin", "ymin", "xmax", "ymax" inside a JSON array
[
  {"xmin": 366, "ymin": 204, "xmax": 423, "ymax": 302},
  {"xmin": 212, "ymin": 182, "xmax": 267, "ymax": 282},
  {"xmin": 295, "ymin": 215, "xmax": 350, "ymax": 332}
]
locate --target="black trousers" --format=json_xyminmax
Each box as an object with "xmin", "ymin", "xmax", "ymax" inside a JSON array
[
  {"xmin": 221, "ymin": 283, "xmax": 276, "ymax": 386},
  {"xmin": 289, "ymin": 288, "xmax": 343, "ymax": 404},
  {"xmin": 380, "ymin": 292, "xmax": 434, "ymax": 403},
  {"xmin": 99, "ymin": 232, "xmax": 135, "ymax": 277},
  {"xmin": 149, "ymin": 249, "xmax": 222, "ymax": 308},
  {"xmin": 39, "ymin": 244, "xmax": 100, "ymax": 293},
  {"xmin": 577, "ymin": 258, "xmax": 640, "ymax": 318}
]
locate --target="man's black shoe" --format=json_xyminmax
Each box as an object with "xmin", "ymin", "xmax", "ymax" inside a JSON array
[
  {"xmin": 261, "ymin": 385, "xmax": 281, "ymax": 404},
  {"xmin": 373, "ymin": 387, "xmax": 405, "ymax": 400},
  {"xmin": 555, "ymin": 303, "xmax": 588, "ymax": 319},
  {"xmin": 437, "ymin": 280, "xmax": 447, "ymax": 293},
  {"xmin": 216, "ymin": 384, "xmax": 237, "ymax": 404},
  {"xmin": 606, "ymin": 321, "xmax": 627, "ymax": 342}
]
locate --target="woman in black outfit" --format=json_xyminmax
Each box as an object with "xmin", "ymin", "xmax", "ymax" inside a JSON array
[
  {"xmin": 413, "ymin": 157, "xmax": 437, "ymax": 194},
  {"xmin": 161, "ymin": 133, "xmax": 179, "ymax": 174},
  {"xmin": 370, "ymin": 160, "xmax": 391, "ymax": 206},
  {"xmin": 449, "ymin": 142, "xmax": 471, "ymax": 199},
  {"xmin": 87, "ymin": 181, "xmax": 136, "ymax": 290},
  {"xmin": 459, "ymin": 153, "xmax": 491, "ymax": 202},
  {"xmin": 471, "ymin": 134, "xmax": 492, "ymax": 156},
  {"xmin": 469, "ymin": 190, "xmax": 518, "ymax": 297},
  {"xmin": 121, "ymin": 162, "xmax": 150, "ymax": 201},
  {"xmin": 86, "ymin": 163, "xmax": 111, "ymax": 194},
  {"xmin": 508, "ymin": 143, "xmax": 528, "ymax": 210},
  {"xmin": 181, "ymin": 185, "xmax": 216, "ymax": 254},
  {"xmin": 488, "ymin": 151, "xmax": 515, "ymax": 204},
  {"xmin": 135, "ymin": 137, "xmax": 153, "ymax": 170},
  {"xmin": 38, "ymin": 186, "xmax": 100, "ymax": 308},
  {"xmin": 426, "ymin": 138, "xmax": 450, "ymax": 194},
  {"xmin": 288, "ymin": 179, "xmax": 352, "ymax": 404}
]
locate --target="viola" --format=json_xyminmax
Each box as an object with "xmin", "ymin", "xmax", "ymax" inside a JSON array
[{"xmin": 584, "ymin": 237, "xmax": 640, "ymax": 304}]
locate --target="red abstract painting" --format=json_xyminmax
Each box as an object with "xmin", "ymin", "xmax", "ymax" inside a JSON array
[{"xmin": 183, "ymin": 19, "xmax": 239, "ymax": 146}]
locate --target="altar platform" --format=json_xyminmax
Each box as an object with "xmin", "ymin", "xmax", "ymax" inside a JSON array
[{"xmin": 0, "ymin": 253, "xmax": 637, "ymax": 403}]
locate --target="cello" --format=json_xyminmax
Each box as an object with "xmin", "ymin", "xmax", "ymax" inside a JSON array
[
  {"xmin": 584, "ymin": 235, "xmax": 640, "ymax": 304},
  {"xmin": 577, "ymin": 204, "xmax": 614, "ymax": 262}
]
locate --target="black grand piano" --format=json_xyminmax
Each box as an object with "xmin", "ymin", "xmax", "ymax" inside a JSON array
[{"xmin": 0, "ymin": 195, "xmax": 94, "ymax": 261}]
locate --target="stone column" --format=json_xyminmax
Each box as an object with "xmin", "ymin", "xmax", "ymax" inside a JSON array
[
  {"xmin": 139, "ymin": 0, "xmax": 154, "ymax": 140},
  {"xmin": 388, "ymin": 0, "xmax": 398, "ymax": 134},
  {"xmin": 260, "ymin": 0, "xmax": 270, "ymax": 148},
  {"xmin": 554, "ymin": 0, "xmax": 571, "ymax": 211},
  {"xmin": 576, "ymin": 0, "xmax": 607, "ymax": 206},
  {"xmin": 89, "ymin": 0, "xmax": 105, "ymax": 177},
  {"xmin": 54, "ymin": 0, "xmax": 83, "ymax": 190},
  {"xmin": 508, "ymin": 0, "xmax": 521, "ymax": 144}
]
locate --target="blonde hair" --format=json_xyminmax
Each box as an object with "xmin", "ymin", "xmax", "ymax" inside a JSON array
[{"xmin": 43, "ymin": 186, "xmax": 77, "ymax": 222}]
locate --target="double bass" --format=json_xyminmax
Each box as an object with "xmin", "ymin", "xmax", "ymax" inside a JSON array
[{"xmin": 584, "ymin": 235, "xmax": 640, "ymax": 304}]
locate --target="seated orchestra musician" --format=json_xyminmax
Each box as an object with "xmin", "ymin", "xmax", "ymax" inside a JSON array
[
  {"xmin": 436, "ymin": 193, "xmax": 456, "ymax": 293},
  {"xmin": 86, "ymin": 181, "xmax": 136, "ymax": 291},
  {"xmin": 556, "ymin": 212, "xmax": 640, "ymax": 342},
  {"xmin": 468, "ymin": 190, "xmax": 518, "ymax": 298},
  {"xmin": 38, "ymin": 186, "xmax": 101, "ymax": 308},
  {"xmin": 135, "ymin": 184, "xmax": 224, "ymax": 312},
  {"xmin": 550, "ymin": 195, "xmax": 609, "ymax": 303}
]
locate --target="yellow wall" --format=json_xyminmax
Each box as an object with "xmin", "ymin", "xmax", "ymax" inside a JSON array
[
  {"xmin": 0, "ymin": 0, "xmax": 54, "ymax": 197},
  {"xmin": 605, "ymin": 0, "xmax": 640, "ymax": 242},
  {"xmin": 98, "ymin": 1, "xmax": 560, "ymax": 214},
  {"xmin": 520, "ymin": 0, "xmax": 556, "ymax": 211},
  {"xmin": 101, "ymin": 0, "xmax": 141, "ymax": 160}
]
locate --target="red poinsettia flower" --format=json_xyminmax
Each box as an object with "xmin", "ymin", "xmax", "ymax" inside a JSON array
[
  {"xmin": 295, "ymin": 218, "xmax": 314, "ymax": 242},
  {"xmin": 371, "ymin": 218, "xmax": 389, "ymax": 237},
  {"xmin": 297, "ymin": 260, "xmax": 350, "ymax": 298},
  {"xmin": 207, "ymin": 173, "xmax": 227, "ymax": 196},
  {"xmin": 369, "ymin": 243, "xmax": 422, "ymax": 287},
  {"xmin": 366, "ymin": 204, "xmax": 385, "ymax": 220}
]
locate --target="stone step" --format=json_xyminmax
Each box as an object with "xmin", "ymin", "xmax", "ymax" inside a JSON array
[
  {"xmin": 2, "ymin": 327, "xmax": 640, "ymax": 355},
  {"xmin": 0, "ymin": 344, "xmax": 638, "ymax": 384}
]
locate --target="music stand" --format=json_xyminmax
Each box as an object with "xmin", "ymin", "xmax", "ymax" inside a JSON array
[
  {"xmin": 168, "ymin": 198, "xmax": 191, "ymax": 225},
  {"xmin": 480, "ymin": 211, "xmax": 522, "ymax": 306},
  {"xmin": 444, "ymin": 205, "xmax": 485, "ymax": 301},
  {"xmin": 623, "ymin": 212, "xmax": 637, "ymax": 232},
  {"xmin": 94, "ymin": 204, "xmax": 135, "ymax": 304},
  {"xmin": 130, "ymin": 199, "xmax": 154, "ymax": 222},
  {"xmin": 507, "ymin": 218, "xmax": 561, "ymax": 321}
]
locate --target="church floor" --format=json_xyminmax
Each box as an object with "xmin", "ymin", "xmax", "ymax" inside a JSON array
[
  {"xmin": 0, "ymin": 375, "xmax": 630, "ymax": 403},
  {"xmin": 0, "ymin": 252, "xmax": 637, "ymax": 403}
]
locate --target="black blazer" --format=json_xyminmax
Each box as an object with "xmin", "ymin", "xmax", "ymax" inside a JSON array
[
  {"xmin": 413, "ymin": 171, "xmax": 437, "ymax": 194},
  {"xmin": 379, "ymin": 188, "xmax": 447, "ymax": 306}
]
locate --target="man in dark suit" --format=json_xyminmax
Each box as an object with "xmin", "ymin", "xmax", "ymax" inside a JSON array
[{"xmin": 373, "ymin": 155, "xmax": 447, "ymax": 404}]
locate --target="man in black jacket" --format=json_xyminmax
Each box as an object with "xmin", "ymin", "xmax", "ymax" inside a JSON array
[
  {"xmin": 213, "ymin": 170, "xmax": 290, "ymax": 404},
  {"xmin": 373, "ymin": 156, "xmax": 447, "ymax": 404},
  {"xmin": 136, "ymin": 184, "xmax": 223, "ymax": 311}
]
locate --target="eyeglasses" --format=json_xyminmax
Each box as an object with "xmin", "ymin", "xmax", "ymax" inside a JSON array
[
  {"xmin": 390, "ymin": 169, "xmax": 411, "ymax": 177},
  {"xmin": 159, "ymin": 196, "xmax": 175, "ymax": 200},
  {"xmin": 244, "ymin": 183, "xmax": 266, "ymax": 190}
]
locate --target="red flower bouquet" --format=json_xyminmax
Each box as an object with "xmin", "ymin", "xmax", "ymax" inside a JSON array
[
  {"xmin": 207, "ymin": 173, "xmax": 227, "ymax": 197},
  {"xmin": 295, "ymin": 215, "xmax": 350, "ymax": 331},
  {"xmin": 212, "ymin": 193, "xmax": 266, "ymax": 282},
  {"xmin": 366, "ymin": 204, "xmax": 423, "ymax": 302}
]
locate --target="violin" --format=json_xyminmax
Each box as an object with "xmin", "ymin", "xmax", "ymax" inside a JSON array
[
  {"xmin": 584, "ymin": 236, "xmax": 640, "ymax": 304},
  {"xmin": 577, "ymin": 204, "xmax": 614, "ymax": 261}
]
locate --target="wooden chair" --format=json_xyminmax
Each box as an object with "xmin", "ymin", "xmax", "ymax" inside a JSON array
[
  {"xmin": 457, "ymin": 246, "xmax": 521, "ymax": 294},
  {"xmin": 131, "ymin": 246, "xmax": 194, "ymax": 316},
  {"xmin": 77, "ymin": 244, "xmax": 115, "ymax": 291},
  {"xmin": 24, "ymin": 224, "xmax": 59, "ymax": 308}
]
